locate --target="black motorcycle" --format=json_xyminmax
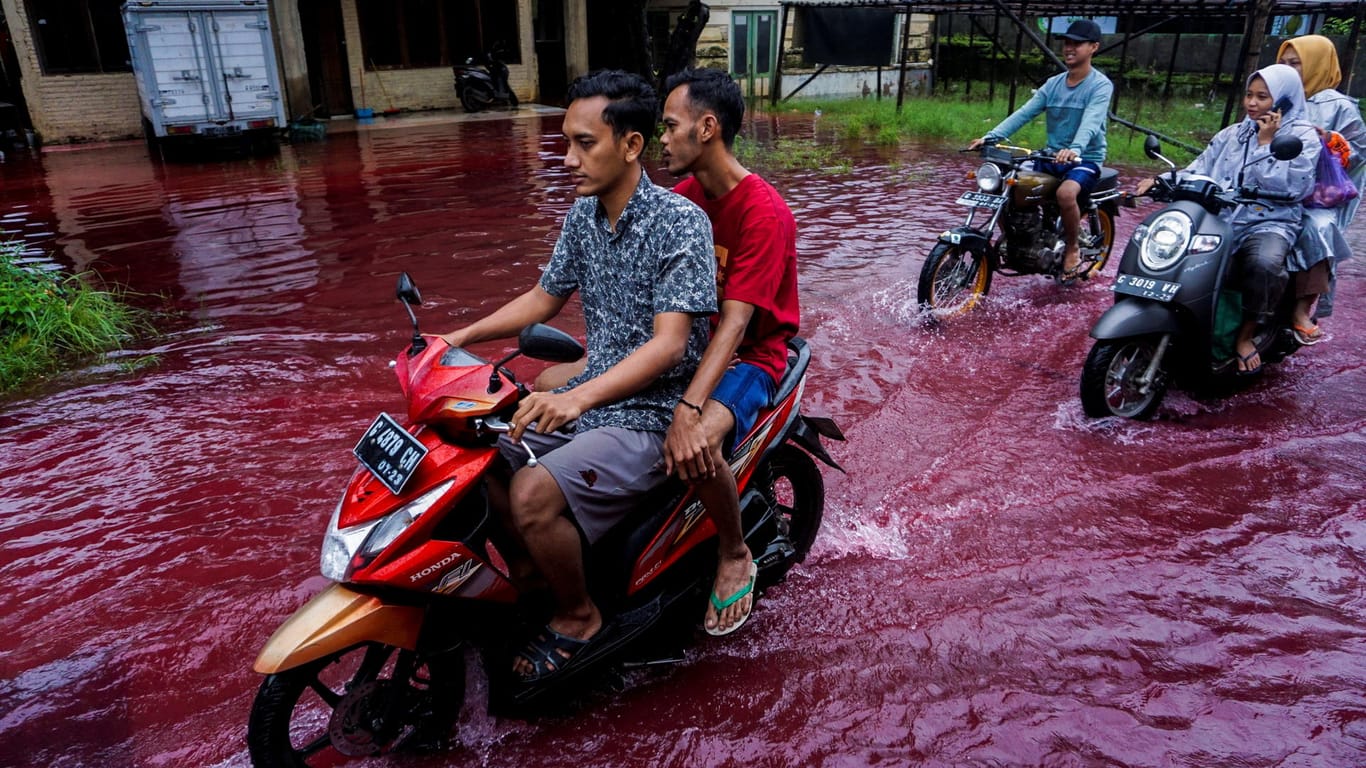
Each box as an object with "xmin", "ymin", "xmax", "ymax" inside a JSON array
[
  {"xmin": 453, "ymin": 47, "xmax": 518, "ymax": 113},
  {"xmin": 918, "ymin": 143, "xmax": 1122, "ymax": 317},
  {"xmin": 1079, "ymin": 134, "xmax": 1305, "ymax": 419}
]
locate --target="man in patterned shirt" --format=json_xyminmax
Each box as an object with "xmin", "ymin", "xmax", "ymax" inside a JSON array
[{"xmin": 439, "ymin": 71, "xmax": 716, "ymax": 681}]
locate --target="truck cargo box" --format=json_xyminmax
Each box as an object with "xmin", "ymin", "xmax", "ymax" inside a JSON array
[{"xmin": 122, "ymin": 0, "xmax": 286, "ymax": 152}]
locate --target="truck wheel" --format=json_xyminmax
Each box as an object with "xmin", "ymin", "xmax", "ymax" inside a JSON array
[{"xmin": 141, "ymin": 118, "xmax": 163, "ymax": 158}]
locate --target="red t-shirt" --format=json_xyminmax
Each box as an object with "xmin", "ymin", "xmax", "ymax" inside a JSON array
[{"xmin": 674, "ymin": 173, "xmax": 799, "ymax": 383}]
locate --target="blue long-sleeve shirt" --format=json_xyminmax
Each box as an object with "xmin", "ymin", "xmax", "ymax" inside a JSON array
[{"xmin": 984, "ymin": 69, "xmax": 1113, "ymax": 164}]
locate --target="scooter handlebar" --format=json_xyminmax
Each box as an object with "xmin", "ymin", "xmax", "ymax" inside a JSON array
[{"xmin": 1237, "ymin": 187, "xmax": 1301, "ymax": 203}]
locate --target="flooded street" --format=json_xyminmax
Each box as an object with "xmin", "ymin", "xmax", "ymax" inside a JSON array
[{"xmin": 2, "ymin": 110, "xmax": 1364, "ymax": 767}]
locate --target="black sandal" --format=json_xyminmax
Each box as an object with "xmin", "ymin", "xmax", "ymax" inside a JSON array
[{"xmin": 515, "ymin": 626, "xmax": 591, "ymax": 683}]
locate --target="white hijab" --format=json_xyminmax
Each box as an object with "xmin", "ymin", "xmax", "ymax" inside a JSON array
[{"xmin": 1248, "ymin": 63, "xmax": 1308, "ymax": 124}]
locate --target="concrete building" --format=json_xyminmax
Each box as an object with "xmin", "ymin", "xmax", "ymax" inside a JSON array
[
  {"xmin": 645, "ymin": 1, "xmax": 934, "ymax": 100},
  {"xmin": 0, "ymin": 0, "xmax": 930, "ymax": 146},
  {"xmin": 0, "ymin": 0, "xmax": 554, "ymax": 144}
]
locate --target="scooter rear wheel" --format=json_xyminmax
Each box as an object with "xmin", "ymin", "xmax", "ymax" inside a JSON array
[
  {"xmin": 754, "ymin": 444, "xmax": 824, "ymax": 588},
  {"xmin": 917, "ymin": 242, "xmax": 992, "ymax": 318},
  {"xmin": 247, "ymin": 643, "xmax": 464, "ymax": 767},
  {"xmin": 1080, "ymin": 337, "xmax": 1168, "ymax": 419},
  {"xmin": 460, "ymin": 83, "xmax": 494, "ymax": 113}
]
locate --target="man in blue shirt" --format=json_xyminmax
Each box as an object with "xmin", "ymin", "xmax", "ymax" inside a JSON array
[{"xmin": 969, "ymin": 18, "xmax": 1113, "ymax": 279}]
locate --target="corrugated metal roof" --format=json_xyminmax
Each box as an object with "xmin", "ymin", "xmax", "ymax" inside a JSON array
[{"xmin": 779, "ymin": 0, "xmax": 1365, "ymax": 16}]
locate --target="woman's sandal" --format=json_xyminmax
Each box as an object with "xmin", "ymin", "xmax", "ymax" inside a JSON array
[
  {"xmin": 1292, "ymin": 324, "xmax": 1325, "ymax": 346},
  {"xmin": 1236, "ymin": 350, "xmax": 1263, "ymax": 376}
]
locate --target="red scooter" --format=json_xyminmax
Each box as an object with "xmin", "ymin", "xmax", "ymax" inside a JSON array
[{"xmin": 246, "ymin": 274, "xmax": 844, "ymax": 767}]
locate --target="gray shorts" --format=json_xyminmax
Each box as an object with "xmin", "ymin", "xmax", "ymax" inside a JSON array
[{"xmin": 498, "ymin": 426, "xmax": 666, "ymax": 544}]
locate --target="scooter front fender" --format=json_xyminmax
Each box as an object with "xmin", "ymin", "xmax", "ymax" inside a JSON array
[
  {"xmin": 253, "ymin": 583, "xmax": 424, "ymax": 674},
  {"xmin": 1090, "ymin": 298, "xmax": 1181, "ymax": 340}
]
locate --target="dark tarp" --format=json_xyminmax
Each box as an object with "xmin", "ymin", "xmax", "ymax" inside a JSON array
[{"xmin": 801, "ymin": 7, "xmax": 897, "ymax": 66}]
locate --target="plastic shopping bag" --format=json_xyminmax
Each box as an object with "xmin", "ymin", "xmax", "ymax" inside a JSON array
[{"xmin": 1305, "ymin": 134, "xmax": 1359, "ymax": 209}]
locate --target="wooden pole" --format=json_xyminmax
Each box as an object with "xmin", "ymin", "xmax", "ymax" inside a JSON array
[
  {"xmin": 1345, "ymin": 0, "xmax": 1366, "ymax": 95},
  {"xmin": 896, "ymin": 3, "xmax": 913, "ymax": 112},
  {"xmin": 1008, "ymin": 1, "xmax": 1028, "ymax": 112},
  {"xmin": 772, "ymin": 3, "xmax": 789, "ymax": 107}
]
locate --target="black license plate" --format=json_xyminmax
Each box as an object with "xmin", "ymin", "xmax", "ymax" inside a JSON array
[
  {"xmin": 955, "ymin": 191, "xmax": 1006, "ymax": 210},
  {"xmin": 353, "ymin": 413, "xmax": 428, "ymax": 494},
  {"xmin": 1114, "ymin": 273, "xmax": 1181, "ymax": 302}
]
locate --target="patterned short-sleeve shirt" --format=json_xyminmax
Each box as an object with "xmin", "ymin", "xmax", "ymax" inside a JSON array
[{"xmin": 540, "ymin": 169, "xmax": 716, "ymax": 433}]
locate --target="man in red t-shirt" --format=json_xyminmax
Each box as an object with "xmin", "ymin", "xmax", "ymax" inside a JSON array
[{"xmin": 660, "ymin": 68, "xmax": 799, "ymax": 636}]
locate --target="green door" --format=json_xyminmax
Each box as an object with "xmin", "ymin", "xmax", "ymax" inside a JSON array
[{"xmin": 731, "ymin": 10, "xmax": 777, "ymax": 98}]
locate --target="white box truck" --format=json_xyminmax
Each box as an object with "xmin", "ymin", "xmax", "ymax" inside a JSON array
[{"xmin": 121, "ymin": 0, "xmax": 287, "ymax": 152}]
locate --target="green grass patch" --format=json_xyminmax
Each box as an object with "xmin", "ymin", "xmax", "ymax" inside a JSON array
[
  {"xmin": 0, "ymin": 242, "xmax": 154, "ymax": 395},
  {"xmin": 734, "ymin": 135, "xmax": 850, "ymax": 172},
  {"xmin": 765, "ymin": 88, "xmax": 1231, "ymax": 166}
]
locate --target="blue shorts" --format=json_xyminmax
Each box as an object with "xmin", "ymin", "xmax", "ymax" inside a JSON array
[
  {"xmin": 1034, "ymin": 159, "xmax": 1102, "ymax": 194},
  {"xmin": 709, "ymin": 362, "xmax": 776, "ymax": 454}
]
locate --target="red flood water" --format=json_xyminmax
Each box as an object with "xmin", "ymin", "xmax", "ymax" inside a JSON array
[{"xmin": 1, "ymin": 111, "xmax": 1364, "ymax": 767}]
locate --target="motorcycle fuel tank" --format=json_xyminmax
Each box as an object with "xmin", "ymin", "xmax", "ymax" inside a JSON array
[{"xmin": 1011, "ymin": 169, "xmax": 1061, "ymax": 207}]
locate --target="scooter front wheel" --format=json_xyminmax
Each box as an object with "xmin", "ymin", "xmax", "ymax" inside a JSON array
[
  {"xmin": 247, "ymin": 643, "xmax": 464, "ymax": 767},
  {"xmin": 1080, "ymin": 337, "xmax": 1168, "ymax": 419},
  {"xmin": 917, "ymin": 242, "xmax": 992, "ymax": 318}
]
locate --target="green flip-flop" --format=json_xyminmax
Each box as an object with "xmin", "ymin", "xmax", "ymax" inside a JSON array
[{"xmin": 705, "ymin": 560, "xmax": 758, "ymax": 637}]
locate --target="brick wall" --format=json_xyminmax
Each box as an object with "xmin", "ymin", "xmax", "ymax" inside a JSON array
[
  {"xmin": 340, "ymin": 0, "xmax": 536, "ymax": 113},
  {"xmin": 26, "ymin": 75, "xmax": 144, "ymax": 144},
  {"xmin": 1, "ymin": 0, "xmax": 144, "ymax": 143}
]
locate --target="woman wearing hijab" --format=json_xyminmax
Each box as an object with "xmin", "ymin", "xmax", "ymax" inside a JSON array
[
  {"xmin": 1277, "ymin": 34, "xmax": 1365, "ymax": 343},
  {"xmin": 1137, "ymin": 64, "xmax": 1319, "ymax": 374}
]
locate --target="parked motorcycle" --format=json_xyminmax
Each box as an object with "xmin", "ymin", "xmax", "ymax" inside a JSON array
[
  {"xmin": 246, "ymin": 274, "xmax": 844, "ymax": 766},
  {"xmin": 1079, "ymin": 134, "xmax": 1305, "ymax": 419},
  {"xmin": 453, "ymin": 47, "xmax": 518, "ymax": 113},
  {"xmin": 918, "ymin": 143, "xmax": 1123, "ymax": 317}
]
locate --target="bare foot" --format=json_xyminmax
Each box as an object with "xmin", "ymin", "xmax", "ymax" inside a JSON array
[
  {"xmin": 1234, "ymin": 337, "xmax": 1261, "ymax": 373},
  {"xmin": 1061, "ymin": 248, "xmax": 1083, "ymax": 276},
  {"xmin": 705, "ymin": 554, "xmax": 756, "ymax": 635}
]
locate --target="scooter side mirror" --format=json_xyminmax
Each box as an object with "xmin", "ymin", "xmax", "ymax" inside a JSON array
[
  {"xmin": 519, "ymin": 323, "xmax": 585, "ymax": 363},
  {"xmin": 1143, "ymin": 134, "xmax": 1162, "ymax": 159},
  {"xmin": 395, "ymin": 272, "xmax": 426, "ymax": 357},
  {"xmin": 396, "ymin": 272, "xmax": 422, "ymax": 306},
  {"xmin": 1270, "ymin": 135, "xmax": 1303, "ymax": 161}
]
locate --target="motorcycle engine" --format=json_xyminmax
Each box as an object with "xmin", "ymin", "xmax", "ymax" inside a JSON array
[{"xmin": 1003, "ymin": 210, "xmax": 1064, "ymax": 272}]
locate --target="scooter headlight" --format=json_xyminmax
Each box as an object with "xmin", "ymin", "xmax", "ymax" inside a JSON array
[
  {"xmin": 318, "ymin": 479, "xmax": 454, "ymax": 581},
  {"xmin": 357, "ymin": 480, "xmax": 455, "ymax": 560},
  {"xmin": 320, "ymin": 497, "xmax": 382, "ymax": 581},
  {"xmin": 1138, "ymin": 211, "xmax": 1192, "ymax": 271},
  {"xmin": 976, "ymin": 162, "xmax": 1003, "ymax": 193}
]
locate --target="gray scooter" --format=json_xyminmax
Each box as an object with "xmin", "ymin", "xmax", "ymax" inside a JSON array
[{"xmin": 1080, "ymin": 134, "xmax": 1305, "ymax": 419}]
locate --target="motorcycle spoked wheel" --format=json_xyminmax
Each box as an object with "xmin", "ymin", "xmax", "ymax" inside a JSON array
[
  {"xmin": 753, "ymin": 444, "xmax": 825, "ymax": 588},
  {"xmin": 247, "ymin": 643, "xmax": 464, "ymax": 768},
  {"xmin": 917, "ymin": 242, "xmax": 993, "ymax": 318},
  {"xmin": 1080, "ymin": 336, "xmax": 1168, "ymax": 419},
  {"xmin": 1080, "ymin": 207, "xmax": 1117, "ymax": 279},
  {"xmin": 460, "ymin": 83, "xmax": 494, "ymax": 113}
]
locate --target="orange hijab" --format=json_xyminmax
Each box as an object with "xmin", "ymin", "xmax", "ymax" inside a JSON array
[{"xmin": 1278, "ymin": 35, "xmax": 1342, "ymax": 97}]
